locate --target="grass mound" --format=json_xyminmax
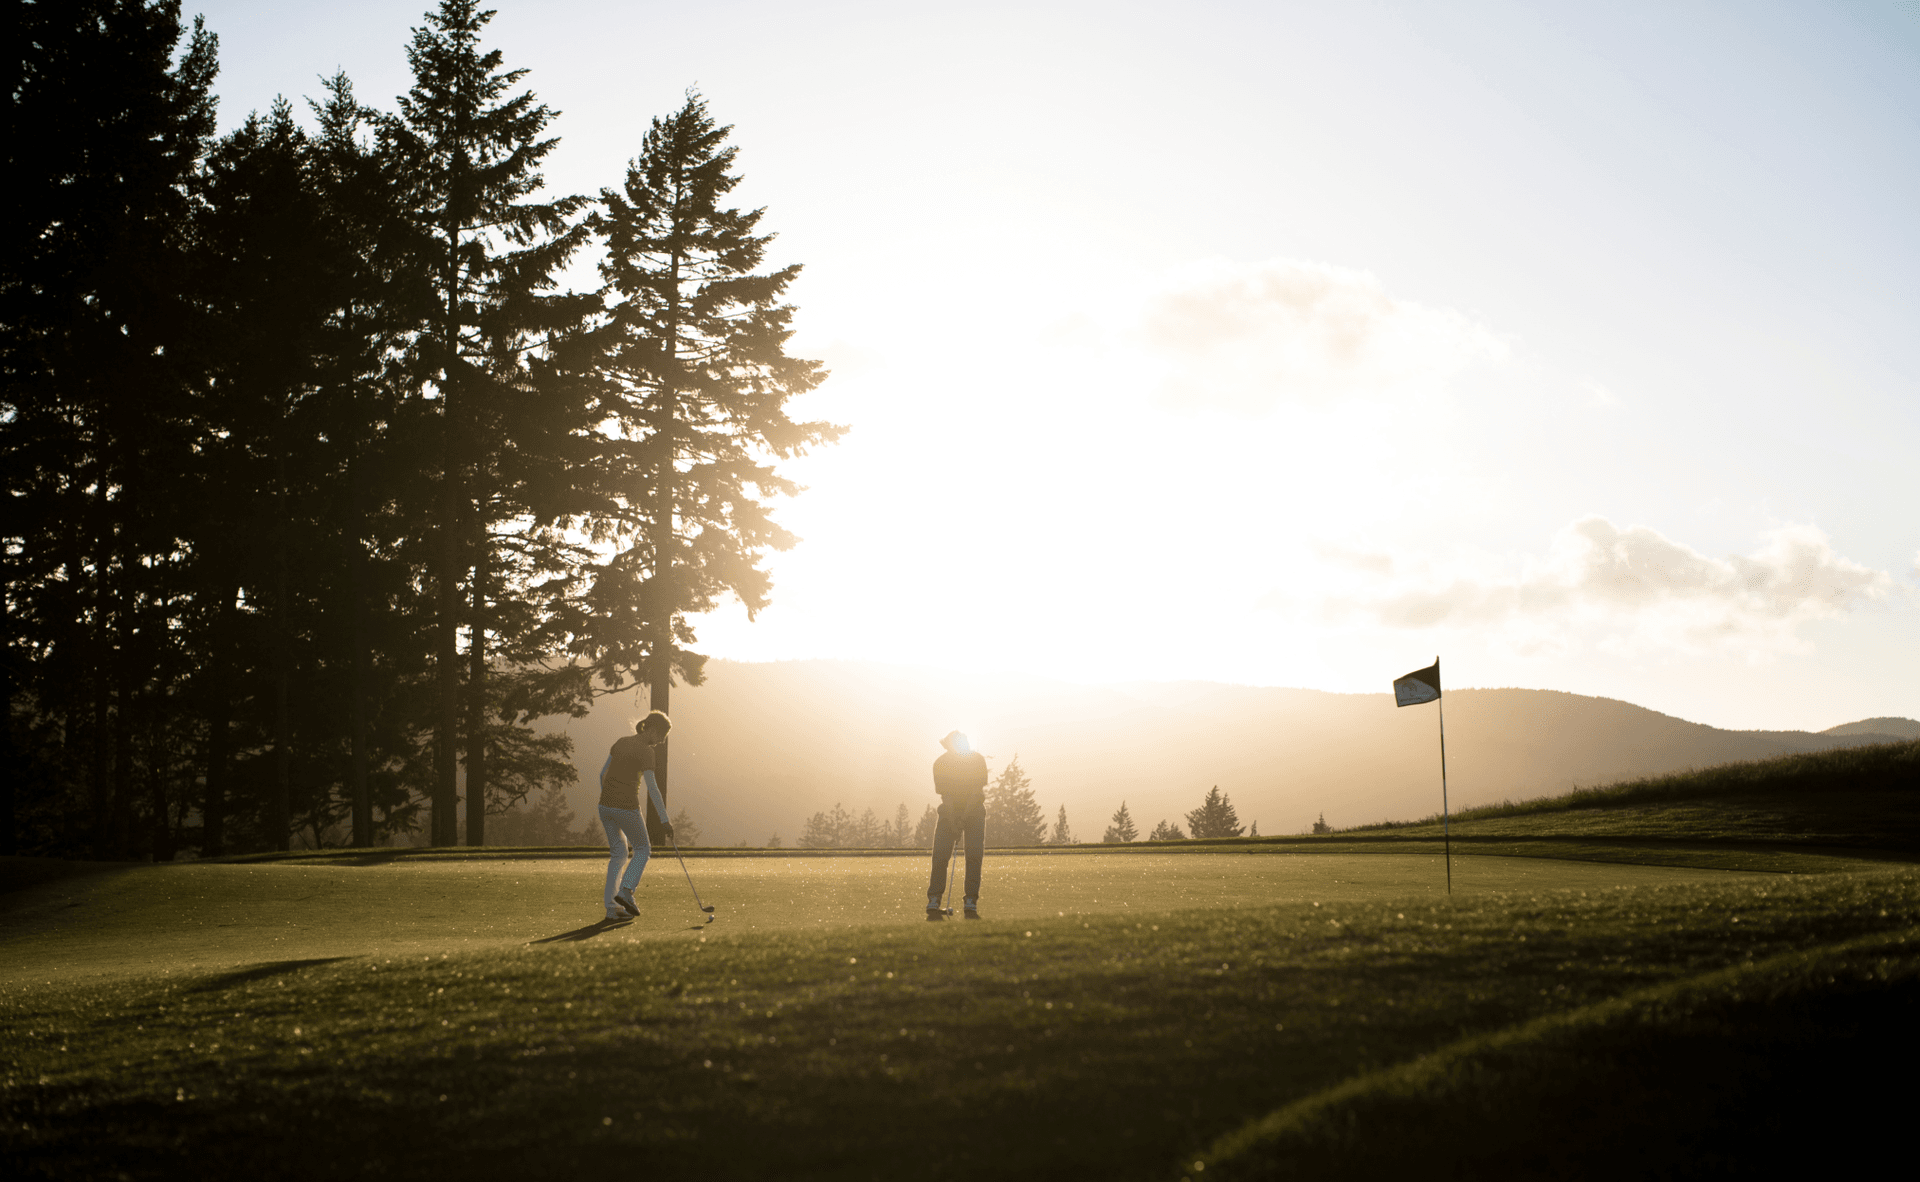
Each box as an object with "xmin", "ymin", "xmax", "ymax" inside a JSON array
[
  {"xmin": 1346, "ymin": 739, "xmax": 1920, "ymax": 850},
  {"xmin": 1195, "ymin": 926, "xmax": 1919, "ymax": 1180}
]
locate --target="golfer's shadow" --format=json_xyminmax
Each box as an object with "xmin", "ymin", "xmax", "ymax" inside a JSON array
[{"xmin": 529, "ymin": 917, "xmax": 632, "ymax": 944}]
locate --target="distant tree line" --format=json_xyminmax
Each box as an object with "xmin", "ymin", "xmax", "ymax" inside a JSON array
[
  {"xmin": 795, "ymin": 756, "xmax": 1080, "ymax": 849},
  {"xmin": 1, "ymin": 1, "xmax": 839, "ymax": 859},
  {"xmin": 1103, "ymin": 786, "xmax": 1251, "ymax": 842}
]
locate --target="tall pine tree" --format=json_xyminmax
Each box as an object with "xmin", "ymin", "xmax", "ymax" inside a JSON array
[
  {"xmin": 381, "ymin": 0, "xmax": 589, "ymax": 845},
  {"xmin": 1185, "ymin": 785, "xmax": 1245, "ymax": 839},
  {"xmin": 567, "ymin": 91, "xmax": 841, "ymax": 841},
  {"xmin": 984, "ymin": 756, "xmax": 1046, "ymax": 847},
  {"xmin": 2, "ymin": 0, "xmax": 218, "ymax": 858}
]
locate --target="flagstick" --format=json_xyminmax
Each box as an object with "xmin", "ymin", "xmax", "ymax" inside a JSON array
[{"xmin": 1439, "ymin": 696, "xmax": 1451, "ymax": 895}]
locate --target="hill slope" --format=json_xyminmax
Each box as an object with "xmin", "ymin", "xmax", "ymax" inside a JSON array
[
  {"xmin": 1823, "ymin": 717, "xmax": 1920, "ymax": 740},
  {"xmin": 542, "ymin": 661, "xmax": 1913, "ymax": 846},
  {"xmin": 1352, "ymin": 739, "xmax": 1920, "ymax": 851}
]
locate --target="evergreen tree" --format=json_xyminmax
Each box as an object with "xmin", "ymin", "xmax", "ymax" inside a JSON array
[
  {"xmin": 194, "ymin": 97, "xmax": 412, "ymax": 854},
  {"xmin": 668, "ymin": 806, "xmax": 700, "ymax": 846},
  {"xmin": 485, "ymin": 779, "xmax": 578, "ymax": 846},
  {"xmin": 1186, "ymin": 785, "xmax": 1245, "ymax": 839},
  {"xmin": 565, "ymin": 91, "xmax": 843, "ymax": 843},
  {"xmin": 1102, "ymin": 800, "xmax": 1138, "ymax": 843},
  {"xmin": 1048, "ymin": 805, "xmax": 1074, "ymax": 845},
  {"xmin": 2, "ymin": 0, "xmax": 218, "ymax": 859},
  {"xmin": 1149, "ymin": 819, "xmax": 1186, "ymax": 841},
  {"xmin": 985, "ymin": 756, "xmax": 1046, "ymax": 846},
  {"xmin": 380, "ymin": 0, "xmax": 590, "ymax": 846},
  {"xmin": 913, "ymin": 803, "xmax": 938, "ymax": 848},
  {"xmin": 798, "ymin": 802, "xmax": 852, "ymax": 848}
]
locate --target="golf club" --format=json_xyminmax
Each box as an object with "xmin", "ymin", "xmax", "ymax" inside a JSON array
[{"xmin": 664, "ymin": 826, "xmax": 716, "ymax": 922}]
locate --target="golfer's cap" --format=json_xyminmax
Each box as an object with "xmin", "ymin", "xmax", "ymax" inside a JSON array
[{"xmin": 942, "ymin": 730, "xmax": 970, "ymax": 753}]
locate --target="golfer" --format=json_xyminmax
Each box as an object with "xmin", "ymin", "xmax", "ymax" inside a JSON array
[
  {"xmin": 599, "ymin": 711, "xmax": 673, "ymax": 921},
  {"xmin": 927, "ymin": 729, "xmax": 988, "ymax": 920}
]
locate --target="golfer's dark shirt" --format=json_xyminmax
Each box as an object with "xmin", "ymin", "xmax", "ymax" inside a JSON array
[
  {"xmin": 599, "ymin": 736, "xmax": 656, "ymax": 811},
  {"xmin": 932, "ymin": 751, "xmax": 988, "ymax": 804}
]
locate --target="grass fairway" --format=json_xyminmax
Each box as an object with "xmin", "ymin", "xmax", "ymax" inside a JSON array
[
  {"xmin": 5, "ymin": 847, "xmax": 1917, "ymax": 1179},
  {"xmin": 0, "ymin": 848, "xmax": 1745, "ymax": 981}
]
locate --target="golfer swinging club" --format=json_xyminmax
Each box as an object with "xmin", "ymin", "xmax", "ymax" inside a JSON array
[
  {"xmin": 927, "ymin": 730, "xmax": 988, "ymax": 921},
  {"xmin": 599, "ymin": 711, "xmax": 673, "ymax": 921}
]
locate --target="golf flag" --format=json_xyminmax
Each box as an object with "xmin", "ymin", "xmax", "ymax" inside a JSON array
[
  {"xmin": 1393, "ymin": 657, "xmax": 1451, "ymax": 893},
  {"xmin": 1394, "ymin": 660, "xmax": 1441, "ymax": 707}
]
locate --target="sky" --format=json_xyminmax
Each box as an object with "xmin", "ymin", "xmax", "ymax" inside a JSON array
[{"xmin": 191, "ymin": 0, "xmax": 1920, "ymax": 732}]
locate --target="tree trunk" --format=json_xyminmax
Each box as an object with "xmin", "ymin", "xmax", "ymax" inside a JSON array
[
  {"xmin": 110, "ymin": 644, "xmax": 135, "ymax": 860},
  {"xmin": 89, "ymin": 607, "xmax": 110, "ymax": 860},
  {"xmin": 646, "ymin": 242, "xmax": 683, "ymax": 848},
  {"xmin": 147, "ymin": 714, "xmax": 174, "ymax": 862},
  {"xmin": 645, "ymin": 507, "xmax": 672, "ymax": 845},
  {"xmin": 465, "ymin": 530, "xmax": 487, "ymax": 847},
  {"xmin": 271, "ymin": 458, "xmax": 292, "ymax": 852},
  {"xmin": 348, "ymin": 457, "xmax": 372, "ymax": 848},
  {"xmin": 432, "ymin": 254, "xmax": 464, "ymax": 846},
  {"xmin": 0, "ymin": 657, "xmax": 17, "ymax": 857},
  {"xmin": 202, "ymin": 585, "xmax": 236, "ymax": 858},
  {"xmin": 647, "ymin": 643, "xmax": 670, "ymax": 845},
  {"xmin": 435, "ymin": 410, "xmax": 462, "ymax": 847}
]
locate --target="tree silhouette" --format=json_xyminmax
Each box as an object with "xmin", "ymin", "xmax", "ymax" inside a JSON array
[
  {"xmin": 381, "ymin": 0, "xmax": 590, "ymax": 846},
  {"xmin": 985, "ymin": 756, "xmax": 1046, "ymax": 846},
  {"xmin": 2, "ymin": 0, "xmax": 217, "ymax": 859},
  {"xmin": 1186, "ymin": 785, "xmax": 1245, "ymax": 839},
  {"xmin": 566, "ymin": 91, "xmax": 842, "ymax": 843},
  {"xmin": 1, "ymin": 8, "xmax": 827, "ymax": 864},
  {"xmin": 798, "ymin": 802, "xmax": 852, "ymax": 848},
  {"xmin": 1048, "ymin": 805, "xmax": 1075, "ymax": 845},
  {"xmin": 196, "ymin": 100, "xmax": 351, "ymax": 853},
  {"xmin": 1103, "ymin": 801, "xmax": 1138, "ymax": 843},
  {"xmin": 1149, "ymin": 819, "xmax": 1186, "ymax": 841}
]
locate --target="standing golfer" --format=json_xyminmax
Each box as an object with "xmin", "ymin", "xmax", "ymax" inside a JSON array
[
  {"xmin": 927, "ymin": 730, "xmax": 988, "ymax": 920},
  {"xmin": 599, "ymin": 711, "xmax": 673, "ymax": 921}
]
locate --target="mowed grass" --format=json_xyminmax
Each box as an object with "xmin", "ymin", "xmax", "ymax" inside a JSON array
[
  {"xmin": 4, "ymin": 848, "xmax": 1917, "ymax": 1180},
  {"xmin": 0, "ymin": 848, "xmax": 1739, "ymax": 981}
]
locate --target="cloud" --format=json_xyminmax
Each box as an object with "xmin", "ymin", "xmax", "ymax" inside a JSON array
[
  {"xmin": 1311, "ymin": 540, "xmax": 1395, "ymax": 576},
  {"xmin": 1140, "ymin": 258, "xmax": 1509, "ymax": 412},
  {"xmin": 1331, "ymin": 517, "xmax": 1896, "ymax": 655}
]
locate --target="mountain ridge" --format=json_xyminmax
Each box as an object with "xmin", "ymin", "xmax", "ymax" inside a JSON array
[{"xmin": 541, "ymin": 659, "xmax": 1914, "ymax": 845}]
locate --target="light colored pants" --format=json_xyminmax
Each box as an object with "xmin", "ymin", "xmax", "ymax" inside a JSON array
[{"xmin": 600, "ymin": 805, "xmax": 650, "ymax": 908}]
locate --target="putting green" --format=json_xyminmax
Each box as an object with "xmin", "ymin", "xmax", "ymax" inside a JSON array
[{"xmin": 1, "ymin": 851, "xmax": 1765, "ymax": 985}]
